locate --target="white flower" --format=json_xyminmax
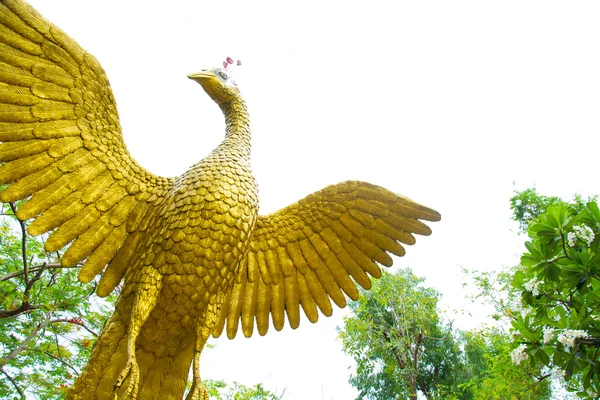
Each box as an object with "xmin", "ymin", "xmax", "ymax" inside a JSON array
[
  {"xmin": 557, "ymin": 329, "xmax": 588, "ymax": 350},
  {"xmin": 523, "ymin": 277, "xmax": 544, "ymax": 296},
  {"xmin": 550, "ymin": 366, "xmax": 566, "ymax": 380},
  {"xmin": 567, "ymin": 232, "xmax": 576, "ymax": 247},
  {"xmin": 520, "ymin": 306, "xmax": 534, "ymax": 318},
  {"xmin": 587, "ymin": 389, "xmax": 598, "ymax": 398},
  {"xmin": 511, "ymin": 344, "xmax": 528, "ymax": 365},
  {"xmin": 543, "ymin": 327, "xmax": 554, "ymax": 344},
  {"xmin": 571, "ymin": 224, "xmax": 595, "ymax": 246}
]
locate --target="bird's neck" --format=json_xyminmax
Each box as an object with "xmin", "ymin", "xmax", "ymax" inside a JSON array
[{"xmin": 219, "ymin": 100, "xmax": 251, "ymax": 159}]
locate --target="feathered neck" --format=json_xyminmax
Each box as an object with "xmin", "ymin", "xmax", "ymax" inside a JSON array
[{"xmin": 218, "ymin": 93, "xmax": 251, "ymax": 160}]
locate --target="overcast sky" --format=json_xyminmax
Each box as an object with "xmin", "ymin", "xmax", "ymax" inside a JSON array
[{"xmin": 26, "ymin": 1, "xmax": 600, "ymax": 398}]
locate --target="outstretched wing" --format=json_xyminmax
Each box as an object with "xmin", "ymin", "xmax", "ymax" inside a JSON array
[
  {"xmin": 0, "ymin": 0, "xmax": 173, "ymax": 295},
  {"xmin": 213, "ymin": 180, "xmax": 440, "ymax": 339}
]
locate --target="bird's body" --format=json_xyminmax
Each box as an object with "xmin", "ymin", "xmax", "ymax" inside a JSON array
[
  {"xmin": 0, "ymin": 1, "xmax": 441, "ymax": 399},
  {"xmin": 70, "ymin": 95, "xmax": 258, "ymax": 399}
]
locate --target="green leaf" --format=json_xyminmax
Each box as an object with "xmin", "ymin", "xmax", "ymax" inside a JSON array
[{"xmin": 534, "ymin": 347, "xmax": 550, "ymax": 365}]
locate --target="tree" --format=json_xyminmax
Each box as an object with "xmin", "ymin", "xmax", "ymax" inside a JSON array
[
  {"xmin": 510, "ymin": 187, "xmax": 594, "ymax": 232},
  {"xmin": 508, "ymin": 190, "xmax": 600, "ymax": 398},
  {"xmin": 339, "ymin": 268, "xmax": 469, "ymax": 400},
  {"xmin": 460, "ymin": 264, "xmax": 553, "ymax": 398},
  {"xmin": 0, "ymin": 201, "xmax": 115, "ymax": 399},
  {"xmin": 460, "ymin": 328, "xmax": 551, "ymax": 399},
  {"xmin": 204, "ymin": 379, "xmax": 284, "ymax": 400}
]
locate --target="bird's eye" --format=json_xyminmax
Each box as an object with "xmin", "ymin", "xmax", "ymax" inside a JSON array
[{"xmin": 218, "ymin": 71, "xmax": 228, "ymax": 80}]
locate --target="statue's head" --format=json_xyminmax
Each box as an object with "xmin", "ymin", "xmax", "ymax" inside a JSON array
[{"xmin": 188, "ymin": 57, "xmax": 242, "ymax": 107}]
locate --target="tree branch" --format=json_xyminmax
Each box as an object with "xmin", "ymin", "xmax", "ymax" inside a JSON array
[
  {"xmin": 383, "ymin": 330, "xmax": 406, "ymax": 369},
  {"xmin": 0, "ymin": 317, "xmax": 99, "ymax": 371},
  {"xmin": 0, "ymin": 262, "xmax": 66, "ymax": 282},
  {"xmin": 8, "ymin": 202, "xmax": 29, "ymax": 291},
  {"xmin": 35, "ymin": 349, "xmax": 80, "ymax": 376},
  {"xmin": 516, "ymin": 373, "xmax": 550, "ymax": 400},
  {"xmin": 422, "ymin": 333, "xmax": 450, "ymax": 341},
  {"xmin": 0, "ymin": 318, "xmax": 48, "ymax": 368},
  {"xmin": 0, "ymin": 368, "xmax": 24, "ymax": 398},
  {"xmin": 0, "ymin": 302, "xmax": 38, "ymax": 319},
  {"xmin": 49, "ymin": 318, "xmax": 99, "ymax": 338},
  {"xmin": 411, "ymin": 332, "xmax": 433, "ymax": 399},
  {"xmin": 26, "ymin": 262, "xmax": 49, "ymax": 294}
]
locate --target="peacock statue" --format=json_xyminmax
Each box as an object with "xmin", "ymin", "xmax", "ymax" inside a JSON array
[{"xmin": 0, "ymin": 0, "xmax": 441, "ymax": 399}]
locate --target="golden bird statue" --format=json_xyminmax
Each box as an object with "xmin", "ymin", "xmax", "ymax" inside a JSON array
[{"xmin": 0, "ymin": 1, "xmax": 441, "ymax": 399}]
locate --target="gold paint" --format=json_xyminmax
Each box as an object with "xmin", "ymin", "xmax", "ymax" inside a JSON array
[{"xmin": 0, "ymin": 1, "xmax": 440, "ymax": 399}]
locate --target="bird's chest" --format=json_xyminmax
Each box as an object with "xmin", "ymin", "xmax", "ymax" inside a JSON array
[{"xmin": 152, "ymin": 158, "xmax": 258, "ymax": 294}]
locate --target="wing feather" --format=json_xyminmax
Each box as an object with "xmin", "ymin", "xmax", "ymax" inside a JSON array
[
  {"xmin": 227, "ymin": 278, "xmax": 247, "ymax": 339},
  {"xmin": 277, "ymin": 246, "xmax": 294, "ymax": 277},
  {"xmin": 27, "ymin": 191, "xmax": 83, "ymax": 235},
  {"xmin": 353, "ymin": 236, "xmax": 393, "ymax": 267},
  {"xmin": 336, "ymin": 248, "xmax": 372, "ymax": 290},
  {"xmin": 285, "ymin": 242, "xmax": 308, "ymax": 274},
  {"xmin": 211, "ymin": 288, "xmax": 231, "ymax": 338},
  {"xmin": 0, "ymin": 0, "xmax": 174, "ymax": 296},
  {"xmin": 309, "ymin": 233, "xmax": 357, "ymax": 300},
  {"xmin": 265, "ymin": 248, "xmax": 282, "ymax": 284},
  {"xmin": 245, "ymin": 248, "xmax": 260, "ymax": 283},
  {"xmin": 0, "ymin": 138, "xmax": 50, "ymax": 161},
  {"xmin": 47, "ymin": 136, "xmax": 82, "ymax": 158},
  {"xmin": 96, "ymin": 230, "xmax": 142, "ymax": 295},
  {"xmin": 62, "ymin": 212, "xmax": 115, "ymax": 267},
  {"xmin": 270, "ymin": 281, "xmax": 285, "ymax": 331},
  {"xmin": 305, "ymin": 268, "xmax": 333, "ymax": 316},
  {"xmin": 16, "ymin": 172, "xmax": 71, "ymax": 219},
  {"xmin": 241, "ymin": 278, "xmax": 258, "ymax": 338},
  {"xmin": 0, "ymin": 163, "xmax": 60, "ymax": 202},
  {"xmin": 45, "ymin": 203, "xmax": 100, "ymax": 252},
  {"xmin": 0, "ymin": 152, "xmax": 52, "ymax": 185},
  {"xmin": 284, "ymin": 274, "xmax": 300, "ymax": 329},
  {"xmin": 79, "ymin": 224, "xmax": 127, "ymax": 282},
  {"xmin": 80, "ymin": 171, "xmax": 113, "ymax": 204},
  {"xmin": 320, "ymin": 247, "xmax": 359, "ymax": 301},
  {"xmin": 255, "ymin": 250, "xmax": 270, "ymax": 284},
  {"xmin": 364, "ymin": 228, "xmax": 406, "ymax": 258},
  {"xmin": 297, "ymin": 273, "xmax": 318, "ymax": 323},
  {"xmin": 343, "ymin": 240, "xmax": 382, "ymax": 278},
  {"xmin": 218, "ymin": 180, "xmax": 439, "ymax": 338},
  {"xmin": 255, "ymin": 279, "xmax": 271, "ymax": 336}
]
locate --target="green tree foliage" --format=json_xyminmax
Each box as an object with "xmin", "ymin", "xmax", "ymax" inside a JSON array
[
  {"xmin": 460, "ymin": 328, "xmax": 551, "ymax": 399},
  {"xmin": 508, "ymin": 190, "xmax": 600, "ymax": 398},
  {"xmin": 461, "ymin": 265, "xmax": 552, "ymax": 397},
  {"xmin": 0, "ymin": 202, "xmax": 115, "ymax": 399},
  {"xmin": 510, "ymin": 187, "xmax": 595, "ymax": 232},
  {"xmin": 339, "ymin": 269, "xmax": 469, "ymax": 400},
  {"xmin": 204, "ymin": 379, "xmax": 284, "ymax": 400}
]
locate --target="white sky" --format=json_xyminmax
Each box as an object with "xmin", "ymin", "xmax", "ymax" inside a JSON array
[{"xmin": 26, "ymin": 1, "xmax": 600, "ymax": 399}]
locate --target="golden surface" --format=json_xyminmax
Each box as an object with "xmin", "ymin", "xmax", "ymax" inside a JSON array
[{"xmin": 0, "ymin": 1, "xmax": 441, "ymax": 399}]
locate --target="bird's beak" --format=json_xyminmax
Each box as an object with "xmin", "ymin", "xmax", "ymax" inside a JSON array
[
  {"xmin": 188, "ymin": 69, "xmax": 223, "ymax": 100},
  {"xmin": 187, "ymin": 70, "xmax": 216, "ymax": 81}
]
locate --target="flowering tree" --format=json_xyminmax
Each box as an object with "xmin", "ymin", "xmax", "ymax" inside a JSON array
[
  {"xmin": 461, "ymin": 328, "xmax": 550, "ymax": 399},
  {"xmin": 510, "ymin": 199, "xmax": 600, "ymax": 398},
  {"xmin": 0, "ymin": 201, "xmax": 115, "ymax": 399}
]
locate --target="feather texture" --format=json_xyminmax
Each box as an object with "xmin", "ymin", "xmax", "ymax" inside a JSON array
[
  {"xmin": 221, "ymin": 181, "xmax": 441, "ymax": 338},
  {"xmin": 0, "ymin": 1, "xmax": 440, "ymax": 398},
  {"xmin": 0, "ymin": 0, "xmax": 173, "ymax": 292}
]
